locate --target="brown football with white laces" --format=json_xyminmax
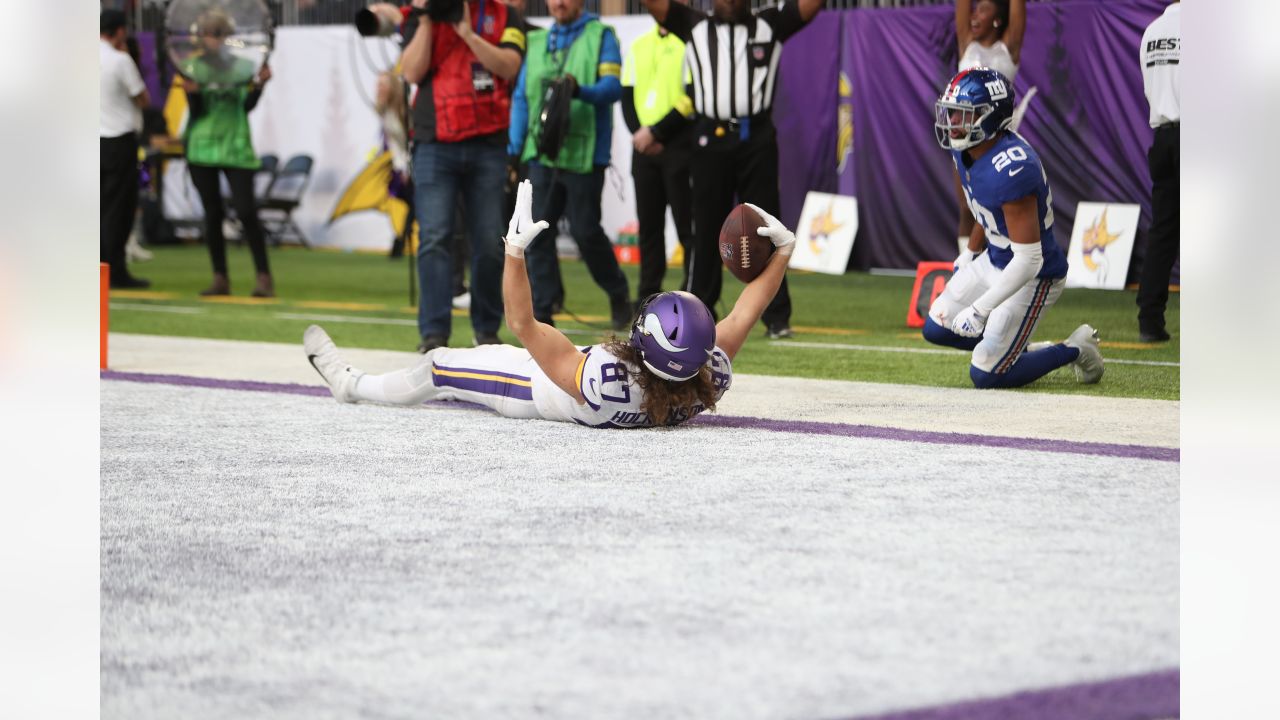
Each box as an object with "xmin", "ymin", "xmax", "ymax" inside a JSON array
[{"xmin": 718, "ymin": 204, "xmax": 774, "ymax": 283}]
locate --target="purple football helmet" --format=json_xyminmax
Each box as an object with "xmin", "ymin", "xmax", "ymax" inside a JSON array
[{"xmin": 629, "ymin": 291, "xmax": 716, "ymax": 381}]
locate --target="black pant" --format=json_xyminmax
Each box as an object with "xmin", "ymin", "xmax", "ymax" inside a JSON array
[
  {"xmin": 632, "ymin": 142, "xmax": 693, "ymax": 300},
  {"xmin": 189, "ymin": 163, "xmax": 270, "ymax": 276},
  {"xmin": 1137, "ymin": 124, "xmax": 1179, "ymax": 330},
  {"xmin": 525, "ymin": 163, "xmax": 630, "ymax": 322},
  {"xmin": 688, "ymin": 119, "xmax": 791, "ymax": 327},
  {"xmin": 100, "ymin": 133, "xmax": 139, "ymax": 281}
]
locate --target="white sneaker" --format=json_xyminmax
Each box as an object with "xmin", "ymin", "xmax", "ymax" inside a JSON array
[
  {"xmin": 452, "ymin": 291, "xmax": 471, "ymax": 310},
  {"xmin": 125, "ymin": 233, "xmax": 154, "ymax": 263},
  {"xmin": 1063, "ymin": 324, "xmax": 1104, "ymax": 384},
  {"xmin": 304, "ymin": 325, "xmax": 362, "ymax": 403}
]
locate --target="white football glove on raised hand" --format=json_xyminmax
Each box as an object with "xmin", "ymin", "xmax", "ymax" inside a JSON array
[
  {"xmin": 742, "ymin": 202, "xmax": 796, "ymax": 257},
  {"xmin": 504, "ymin": 179, "xmax": 549, "ymax": 258},
  {"xmin": 950, "ymin": 305, "xmax": 987, "ymax": 338}
]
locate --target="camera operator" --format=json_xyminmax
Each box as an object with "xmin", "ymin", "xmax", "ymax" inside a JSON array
[
  {"xmin": 508, "ymin": 0, "xmax": 631, "ymax": 331},
  {"xmin": 399, "ymin": 0, "xmax": 527, "ymax": 353}
]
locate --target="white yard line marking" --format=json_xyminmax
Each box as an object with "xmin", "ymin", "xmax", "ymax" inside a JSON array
[
  {"xmin": 110, "ymin": 303, "xmax": 206, "ymax": 314},
  {"xmin": 273, "ymin": 312, "xmax": 598, "ymax": 336},
  {"xmin": 274, "ymin": 312, "xmax": 416, "ymax": 326},
  {"xmin": 771, "ymin": 340, "xmax": 1180, "ymax": 368}
]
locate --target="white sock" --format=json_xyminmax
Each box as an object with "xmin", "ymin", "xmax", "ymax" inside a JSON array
[{"xmin": 353, "ymin": 361, "xmax": 435, "ymax": 405}]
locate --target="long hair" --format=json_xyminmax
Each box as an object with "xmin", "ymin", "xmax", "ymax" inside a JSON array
[{"xmin": 602, "ymin": 339, "xmax": 719, "ymax": 426}]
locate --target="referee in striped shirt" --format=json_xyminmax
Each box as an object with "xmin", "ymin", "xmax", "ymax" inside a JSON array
[{"xmin": 641, "ymin": 0, "xmax": 824, "ymax": 338}]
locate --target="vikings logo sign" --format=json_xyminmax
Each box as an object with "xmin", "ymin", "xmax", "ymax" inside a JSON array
[
  {"xmin": 837, "ymin": 72, "xmax": 853, "ymax": 175},
  {"xmin": 1081, "ymin": 207, "xmax": 1122, "ymax": 273}
]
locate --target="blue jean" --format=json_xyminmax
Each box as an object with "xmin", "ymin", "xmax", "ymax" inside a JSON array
[
  {"xmin": 412, "ymin": 139, "xmax": 507, "ymax": 339},
  {"xmin": 524, "ymin": 162, "xmax": 630, "ymax": 321}
]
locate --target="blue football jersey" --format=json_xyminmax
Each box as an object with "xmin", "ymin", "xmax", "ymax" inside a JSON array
[{"xmin": 952, "ymin": 131, "xmax": 1068, "ymax": 279}]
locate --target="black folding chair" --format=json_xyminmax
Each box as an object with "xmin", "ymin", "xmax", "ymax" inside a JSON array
[
  {"xmin": 254, "ymin": 154, "xmax": 279, "ymax": 203},
  {"xmin": 258, "ymin": 154, "xmax": 313, "ymax": 247}
]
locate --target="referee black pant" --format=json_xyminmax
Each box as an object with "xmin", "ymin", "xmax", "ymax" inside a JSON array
[
  {"xmin": 1137, "ymin": 124, "xmax": 1179, "ymax": 332},
  {"xmin": 632, "ymin": 138, "xmax": 693, "ymax": 300},
  {"xmin": 100, "ymin": 132, "xmax": 139, "ymax": 282},
  {"xmin": 688, "ymin": 119, "xmax": 791, "ymax": 328}
]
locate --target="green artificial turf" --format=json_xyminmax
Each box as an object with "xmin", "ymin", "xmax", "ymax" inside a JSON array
[{"xmin": 108, "ymin": 244, "xmax": 1180, "ymax": 400}]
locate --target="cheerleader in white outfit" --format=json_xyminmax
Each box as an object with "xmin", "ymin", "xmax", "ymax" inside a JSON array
[{"xmin": 952, "ymin": 1, "xmax": 1028, "ymax": 249}]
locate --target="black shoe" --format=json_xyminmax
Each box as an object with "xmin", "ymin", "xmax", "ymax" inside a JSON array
[
  {"xmin": 610, "ymin": 295, "xmax": 633, "ymax": 332},
  {"xmin": 474, "ymin": 332, "xmax": 502, "ymax": 346},
  {"xmin": 766, "ymin": 324, "xmax": 794, "ymax": 340},
  {"xmin": 417, "ymin": 335, "xmax": 448, "ymax": 353},
  {"xmin": 1138, "ymin": 327, "xmax": 1171, "ymax": 343},
  {"xmin": 110, "ymin": 274, "xmax": 150, "ymax": 290}
]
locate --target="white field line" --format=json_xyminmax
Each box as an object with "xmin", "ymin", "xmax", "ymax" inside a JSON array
[
  {"xmin": 273, "ymin": 312, "xmax": 598, "ymax": 336},
  {"xmin": 274, "ymin": 312, "xmax": 416, "ymax": 326},
  {"xmin": 770, "ymin": 340, "xmax": 1181, "ymax": 368},
  {"xmin": 109, "ymin": 303, "xmax": 205, "ymax": 314},
  {"xmin": 107, "ymin": 305, "xmax": 1176, "ymax": 366}
]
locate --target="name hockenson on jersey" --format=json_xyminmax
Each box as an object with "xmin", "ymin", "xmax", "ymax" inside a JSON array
[{"xmin": 570, "ymin": 345, "xmax": 733, "ymax": 428}]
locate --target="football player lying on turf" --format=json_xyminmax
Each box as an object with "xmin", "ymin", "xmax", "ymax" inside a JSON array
[
  {"xmin": 924, "ymin": 66, "xmax": 1104, "ymax": 388},
  {"xmin": 304, "ymin": 180, "xmax": 795, "ymax": 428}
]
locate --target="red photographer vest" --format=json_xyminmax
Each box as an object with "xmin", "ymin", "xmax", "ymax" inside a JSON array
[{"xmin": 430, "ymin": 0, "xmax": 512, "ymax": 142}]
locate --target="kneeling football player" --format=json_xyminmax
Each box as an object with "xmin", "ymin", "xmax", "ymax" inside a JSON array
[
  {"xmin": 924, "ymin": 67, "xmax": 1104, "ymax": 388},
  {"xmin": 304, "ymin": 181, "xmax": 794, "ymax": 428}
]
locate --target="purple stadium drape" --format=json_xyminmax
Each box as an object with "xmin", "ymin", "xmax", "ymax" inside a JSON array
[{"xmin": 776, "ymin": 0, "xmax": 1175, "ymax": 283}]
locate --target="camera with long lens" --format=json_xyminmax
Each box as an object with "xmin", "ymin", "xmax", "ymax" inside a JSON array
[
  {"xmin": 355, "ymin": 0, "xmax": 464, "ymax": 38},
  {"xmin": 536, "ymin": 75, "xmax": 577, "ymax": 162}
]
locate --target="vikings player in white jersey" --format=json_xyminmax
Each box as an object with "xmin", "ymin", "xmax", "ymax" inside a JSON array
[
  {"xmin": 925, "ymin": 67, "xmax": 1104, "ymax": 389},
  {"xmin": 304, "ymin": 180, "xmax": 795, "ymax": 428}
]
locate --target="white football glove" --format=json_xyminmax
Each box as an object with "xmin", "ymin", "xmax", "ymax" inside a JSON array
[
  {"xmin": 742, "ymin": 202, "xmax": 796, "ymax": 257},
  {"xmin": 954, "ymin": 249, "xmax": 977, "ymax": 271},
  {"xmin": 504, "ymin": 179, "xmax": 549, "ymax": 258},
  {"xmin": 950, "ymin": 305, "xmax": 987, "ymax": 338}
]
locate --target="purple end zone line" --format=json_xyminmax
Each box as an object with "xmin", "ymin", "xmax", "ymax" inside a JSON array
[
  {"xmin": 842, "ymin": 668, "xmax": 1178, "ymax": 720},
  {"xmin": 102, "ymin": 371, "xmax": 1178, "ymax": 462}
]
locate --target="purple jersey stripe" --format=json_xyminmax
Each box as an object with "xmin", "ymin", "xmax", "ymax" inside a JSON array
[
  {"xmin": 431, "ymin": 363, "xmax": 532, "ymax": 383},
  {"xmin": 433, "ymin": 368, "xmax": 535, "ymax": 401}
]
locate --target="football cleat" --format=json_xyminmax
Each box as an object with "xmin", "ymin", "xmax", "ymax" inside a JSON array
[
  {"xmin": 1063, "ymin": 324, "xmax": 1104, "ymax": 384},
  {"xmin": 304, "ymin": 325, "xmax": 362, "ymax": 403}
]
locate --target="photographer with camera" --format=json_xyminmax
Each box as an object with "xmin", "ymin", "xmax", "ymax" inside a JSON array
[
  {"xmin": 508, "ymin": 0, "xmax": 632, "ymax": 331},
  {"xmin": 399, "ymin": 0, "xmax": 527, "ymax": 353}
]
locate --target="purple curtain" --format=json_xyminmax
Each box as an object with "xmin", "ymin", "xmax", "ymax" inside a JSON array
[
  {"xmin": 135, "ymin": 31, "xmax": 165, "ymax": 108},
  {"xmin": 774, "ymin": 17, "xmax": 842, "ymax": 222},
  {"xmin": 776, "ymin": 0, "xmax": 1174, "ymax": 282}
]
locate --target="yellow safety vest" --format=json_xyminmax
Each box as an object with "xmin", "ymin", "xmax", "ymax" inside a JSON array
[{"xmin": 623, "ymin": 25, "xmax": 692, "ymax": 127}]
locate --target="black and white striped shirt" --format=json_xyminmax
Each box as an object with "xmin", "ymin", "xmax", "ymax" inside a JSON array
[{"xmin": 660, "ymin": 1, "xmax": 808, "ymax": 121}]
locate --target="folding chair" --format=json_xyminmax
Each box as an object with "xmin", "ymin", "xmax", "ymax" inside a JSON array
[
  {"xmin": 254, "ymin": 154, "xmax": 279, "ymax": 203},
  {"xmin": 258, "ymin": 154, "xmax": 313, "ymax": 247}
]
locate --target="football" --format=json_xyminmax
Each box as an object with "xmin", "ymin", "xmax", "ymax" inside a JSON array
[{"xmin": 718, "ymin": 204, "xmax": 774, "ymax": 283}]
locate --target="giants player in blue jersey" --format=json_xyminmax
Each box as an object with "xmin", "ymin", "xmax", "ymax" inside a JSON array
[
  {"xmin": 924, "ymin": 67, "xmax": 1104, "ymax": 388},
  {"xmin": 303, "ymin": 180, "xmax": 795, "ymax": 428}
]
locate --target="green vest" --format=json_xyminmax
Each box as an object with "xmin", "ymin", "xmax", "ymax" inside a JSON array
[
  {"xmin": 521, "ymin": 20, "xmax": 606, "ymax": 174},
  {"xmin": 624, "ymin": 26, "xmax": 691, "ymax": 127},
  {"xmin": 182, "ymin": 54, "xmax": 260, "ymax": 170}
]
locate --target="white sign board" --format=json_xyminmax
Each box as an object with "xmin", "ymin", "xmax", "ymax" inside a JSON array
[
  {"xmin": 789, "ymin": 192, "xmax": 858, "ymax": 275},
  {"xmin": 1065, "ymin": 202, "xmax": 1141, "ymax": 290}
]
